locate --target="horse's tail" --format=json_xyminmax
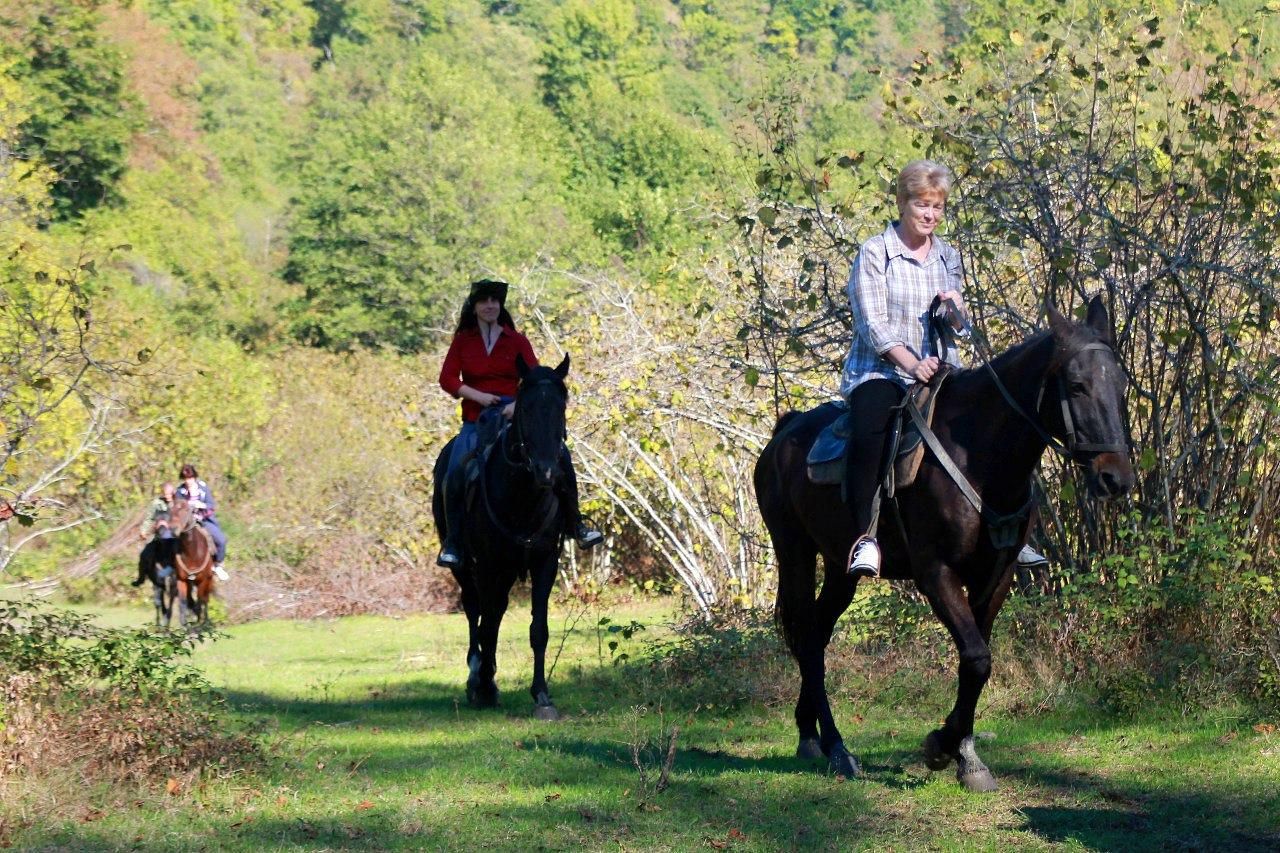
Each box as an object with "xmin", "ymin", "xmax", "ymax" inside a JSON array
[
  {"xmin": 754, "ymin": 425, "xmax": 815, "ymax": 657},
  {"xmin": 772, "ymin": 536, "xmax": 816, "ymax": 657}
]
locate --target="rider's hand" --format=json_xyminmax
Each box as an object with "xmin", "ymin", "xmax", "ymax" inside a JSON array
[
  {"xmin": 911, "ymin": 356, "xmax": 940, "ymax": 382},
  {"xmin": 501, "ymin": 401, "xmax": 515, "ymax": 420},
  {"xmin": 476, "ymin": 392, "xmax": 502, "ymax": 408}
]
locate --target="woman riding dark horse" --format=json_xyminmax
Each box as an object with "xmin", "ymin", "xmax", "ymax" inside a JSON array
[
  {"xmin": 433, "ymin": 279, "xmax": 598, "ymax": 718},
  {"xmin": 435, "ymin": 279, "xmax": 601, "ymax": 569},
  {"xmin": 755, "ymin": 161, "xmax": 1135, "ymax": 790}
]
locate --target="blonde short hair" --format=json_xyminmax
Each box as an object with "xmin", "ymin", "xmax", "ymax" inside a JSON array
[{"xmin": 896, "ymin": 160, "xmax": 953, "ymax": 210}]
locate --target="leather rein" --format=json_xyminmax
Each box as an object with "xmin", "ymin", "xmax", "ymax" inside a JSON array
[{"xmin": 902, "ymin": 333, "xmax": 1128, "ymax": 549}]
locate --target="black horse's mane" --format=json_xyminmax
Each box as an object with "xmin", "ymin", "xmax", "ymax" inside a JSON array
[{"xmin": 944, "ymin": 320, "xmax": 1108, "ymax": 403}]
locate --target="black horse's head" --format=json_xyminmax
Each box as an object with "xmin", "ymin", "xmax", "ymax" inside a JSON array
[
  {"xmin": 1047, "ymin": 295, "xmax": 1136, "ymax": 500},
  {"xmin": 514, "ymin": 352, "xmax": 570, "ymax": 489}
]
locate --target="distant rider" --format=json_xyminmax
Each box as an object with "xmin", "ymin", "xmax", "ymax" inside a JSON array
[
  {"xmin": 133, "ymin": 481, "xmax": 176, "ymax": 587},
  {"xmin": 175, "ymin": 464, "xmax": 230, "ymax": 581}
]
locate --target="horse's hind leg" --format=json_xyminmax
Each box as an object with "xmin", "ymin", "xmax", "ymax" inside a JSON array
[
  {"xmin": 528, "ymin": 557, "xmax": 559, "ymax": 721},
  {"xmin": 795, "ymin": 551, "xmax": 860, "ymax": 777},
  {"xmin": 776, "ymin": 525, "xmax": 858, "ymax": 776}
]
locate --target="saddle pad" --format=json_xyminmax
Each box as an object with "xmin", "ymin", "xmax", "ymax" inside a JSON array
[{"xmin": 806, "ymin": 402, "xmax": 850, "ymax": 485}]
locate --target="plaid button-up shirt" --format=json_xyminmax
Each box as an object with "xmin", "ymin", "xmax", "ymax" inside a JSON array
[{"xmin": 839, "ymin": 224, "xmax": 965, "ymax": 397}]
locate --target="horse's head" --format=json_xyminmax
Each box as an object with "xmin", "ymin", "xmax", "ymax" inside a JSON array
[
  {"xmin": 1047, "ymin": 296, "xmax": 1136, "ymax": 499},
  {"xmin": 514, "ymin": 352, "xmax": 570, "ymax": 489},
  {"xmin": 169, "ymin": 498, "xmax": 195, "ymax": 533}
]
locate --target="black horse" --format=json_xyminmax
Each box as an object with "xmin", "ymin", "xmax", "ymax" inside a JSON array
[
  {"xmin": 432, "ymin": 353, "xmax": 572, "ymax": 720},
  {"xmin": 754, "ymin": 297, "xmax": 1135, "ymax": 791},
  {"xmin": 137, "ymin": 537, "xmax": 176, "ymax": 627}
]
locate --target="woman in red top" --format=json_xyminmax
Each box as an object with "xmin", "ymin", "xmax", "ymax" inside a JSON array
[{"xmin": 436, "ymin": 279, "xmax": 602, "ymax": 567}]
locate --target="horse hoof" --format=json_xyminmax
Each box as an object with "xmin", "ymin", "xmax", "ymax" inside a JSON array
[
  {"xmin": 960, "ymin": 769, "xmax": 999, "ymax": 793},
  {"xmin": 796, "ymin": 737, "xmax": 824, "ymax": 760},
  {"xmin": 533, "ymin": 704, "xmax": 560, "ymax": 721},
  {"xmin": 923, "ymin": 731, "xmax": 954, "ymax": 771},
  {"xmin": 827, "ymin": 743, "xmax": 861, "ymax": 778},
  {"xmin": 466, "ymin": 683, "xmax": 499, "ymax": 709}
]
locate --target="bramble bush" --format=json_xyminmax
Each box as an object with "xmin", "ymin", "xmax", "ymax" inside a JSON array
[{"xmin": 0, "ymin": 599, "xmax": 259, "ymax": 793}]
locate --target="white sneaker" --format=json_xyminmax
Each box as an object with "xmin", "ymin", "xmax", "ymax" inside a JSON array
[
  {"xmin": 1016, "ymin": 545, "xmax": 1048, "ymax": 569},
  {"xmin": 212, "ymin": 564, "xmax": 229, "ymax": 581},
  {"xmin": 847, "ymin": 538, "xmax": 881, "ymax": 578}
]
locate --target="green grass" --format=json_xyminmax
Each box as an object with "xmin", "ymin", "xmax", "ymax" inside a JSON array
[{"xmin": 6, "ymin": 596, "xmax": 1280, "ymax": 851}]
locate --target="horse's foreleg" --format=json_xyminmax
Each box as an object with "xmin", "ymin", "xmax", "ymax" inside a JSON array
[
  {"xmin": 176, "ymin": 579, "xmax": 190, "ymax": 627},
  {"xmin": 528, "ymin": 557, "xmax": 559, "ymax": 721},
  {"xmin": 919, "ymin": 566, "xmax": 999, "ymax": 792},
  {"xmin": 469, "ymin": 573, "xmax": 507, "ymax": 709},
  {"xmin": 451, "ymin": 565, "xmax": 482, "ymax": 676}
]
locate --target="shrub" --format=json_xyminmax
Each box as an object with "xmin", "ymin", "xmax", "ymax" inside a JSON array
[{"xmin": 0, "ymin": 599, "xmax": 259, "ymax": 791}]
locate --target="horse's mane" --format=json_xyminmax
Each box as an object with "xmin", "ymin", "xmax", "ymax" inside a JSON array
[{"xmin": 944, "ymin": 319, "xmax": 1107, "ymax": 403}]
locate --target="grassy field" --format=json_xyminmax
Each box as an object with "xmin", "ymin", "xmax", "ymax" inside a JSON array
[{"xmin": 6, "ymin": 594, "xmax": 1280, "ymax": 851}]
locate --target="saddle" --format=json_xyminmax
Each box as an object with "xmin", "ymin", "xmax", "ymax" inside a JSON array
[
  {"xmin": 806, "ymin": 365, "xmax": 952, "ymax": 493},
  {"xmin": 462, "ymin": 410, "xmax": 510, "ymax": 511}
]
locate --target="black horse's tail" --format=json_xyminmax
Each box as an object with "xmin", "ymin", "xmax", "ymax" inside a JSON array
[{"xmin": 755, "ymin": 420, "xmax": 815, "ymax": 657}]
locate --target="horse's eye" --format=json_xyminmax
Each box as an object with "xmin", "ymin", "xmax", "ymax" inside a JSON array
[{"xmin": 1069, "ymin": 382, "xmax": 1088, "ymax": 395}]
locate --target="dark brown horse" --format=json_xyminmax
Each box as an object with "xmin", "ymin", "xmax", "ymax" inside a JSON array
[
  {"xmin": 754, "ymin": 297, "xmax": 1135, "ymax": 791},
  {"xmin": 168, "ymin": 498, "xmax": 216, "ymax": 627}
]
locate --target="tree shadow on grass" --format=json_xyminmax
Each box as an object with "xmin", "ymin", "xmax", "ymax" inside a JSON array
[{"xmin": 1003, "ymin": 764, "xmax": 1280, "ymax": 852}]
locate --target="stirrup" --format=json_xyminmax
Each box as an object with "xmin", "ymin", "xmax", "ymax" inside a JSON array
[
  {"xmin": 847, "ymin": 537, "xmax": 881, "ymax": 579},
  {"xmin": 436, "ymin": 548, "xmax": 463, "ymax": 568}
]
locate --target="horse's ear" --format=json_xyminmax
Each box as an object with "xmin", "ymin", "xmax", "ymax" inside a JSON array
[
  {"xmin": 1085, "ymin": 294, "xmax": 1114, "ymax": 346},
  {"xmin": 553, "ymin": 353, "xmax": 570, "ymax": 380},
  {"xmin": 516, "ymin": 352, "xmax": 530, "ymax": 379},
  {"xmin": 1046, "ymin": 302, "xmax": 1072, "ymax": 342}
]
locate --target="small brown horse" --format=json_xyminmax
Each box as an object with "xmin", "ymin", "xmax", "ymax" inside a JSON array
[
  {"xmin": 168, "ymin": 498, "xmax": 216, "ymax": 627},
  {"xmin": 754, "ymin": 297, "xmax": 1135, "ymax": 791}
]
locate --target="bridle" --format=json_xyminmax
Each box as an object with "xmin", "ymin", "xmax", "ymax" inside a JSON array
[
  {"xmin": 500, "ymin": 377, "xmax": 567, "ymax": 476},
  {"xmin": 980, "ymin": 338, "xmax": 1130, "ymax": 464},
  {"xmin": 478, "ymin": 375, "xmax": 568, "ymax": 551}
]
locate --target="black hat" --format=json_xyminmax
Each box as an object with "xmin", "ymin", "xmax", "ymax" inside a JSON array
[{"xmin": 468, "ymin": 279, "xmax": 509, "ymax": 305}]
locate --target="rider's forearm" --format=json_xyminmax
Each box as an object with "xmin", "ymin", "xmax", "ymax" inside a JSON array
[{"xmin": 882, "ymin": 345, "xmax": 926, "ymax": 373}]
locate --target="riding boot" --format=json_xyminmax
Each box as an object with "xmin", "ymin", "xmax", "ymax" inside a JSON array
[
  {"xmin": 558, "ymin": 448, "xmax": 603, "ymax": 549},
  {"xmin": 437, "ymin": 464, "xmax": 468, "ymax": 568}
]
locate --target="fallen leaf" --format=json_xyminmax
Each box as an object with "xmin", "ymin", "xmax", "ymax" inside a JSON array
[
  {"xmin": 166, "ymin": 778, "xmax": 182, "ymax": 796},
  {"xmin": 276, "ymin": 796, "xmax": 288, "ymax": 808},
  {"xmin": 316, "ymin": 761, "xmax": 326, "ymax": 770},
  {"xmin": 708, "ymin": 840, "xmax": 728, "ymax": 850},
  {"xmin": 81, "ymin": 810, "xmax": 104, "ymax": 823},
  {"xmin": 1218, "ymin": 731, "xmax": 1239, "ymax": 744},
  {"xmin": 514, "ymin": 740, "xmax": 525, "ymax": 749},
  {"xmin": 1253, "ymin": 723, "xmax": 1276, "ymax": 735},
  {"xmin": 728, "ymin": 828, "xmax": 746, "ymax": 839},
  {"xmin": 545, "ymin": 792, "xmax": 562, "ymax": 802},
  {"xmin": 356, "ymin": 800, "xmax": 374, "ymax": 811}
]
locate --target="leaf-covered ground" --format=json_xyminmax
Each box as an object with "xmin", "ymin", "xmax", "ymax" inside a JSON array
[{"xmin": 6, "ymin": 598, "xmax": 1279, "ymax": 851}]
